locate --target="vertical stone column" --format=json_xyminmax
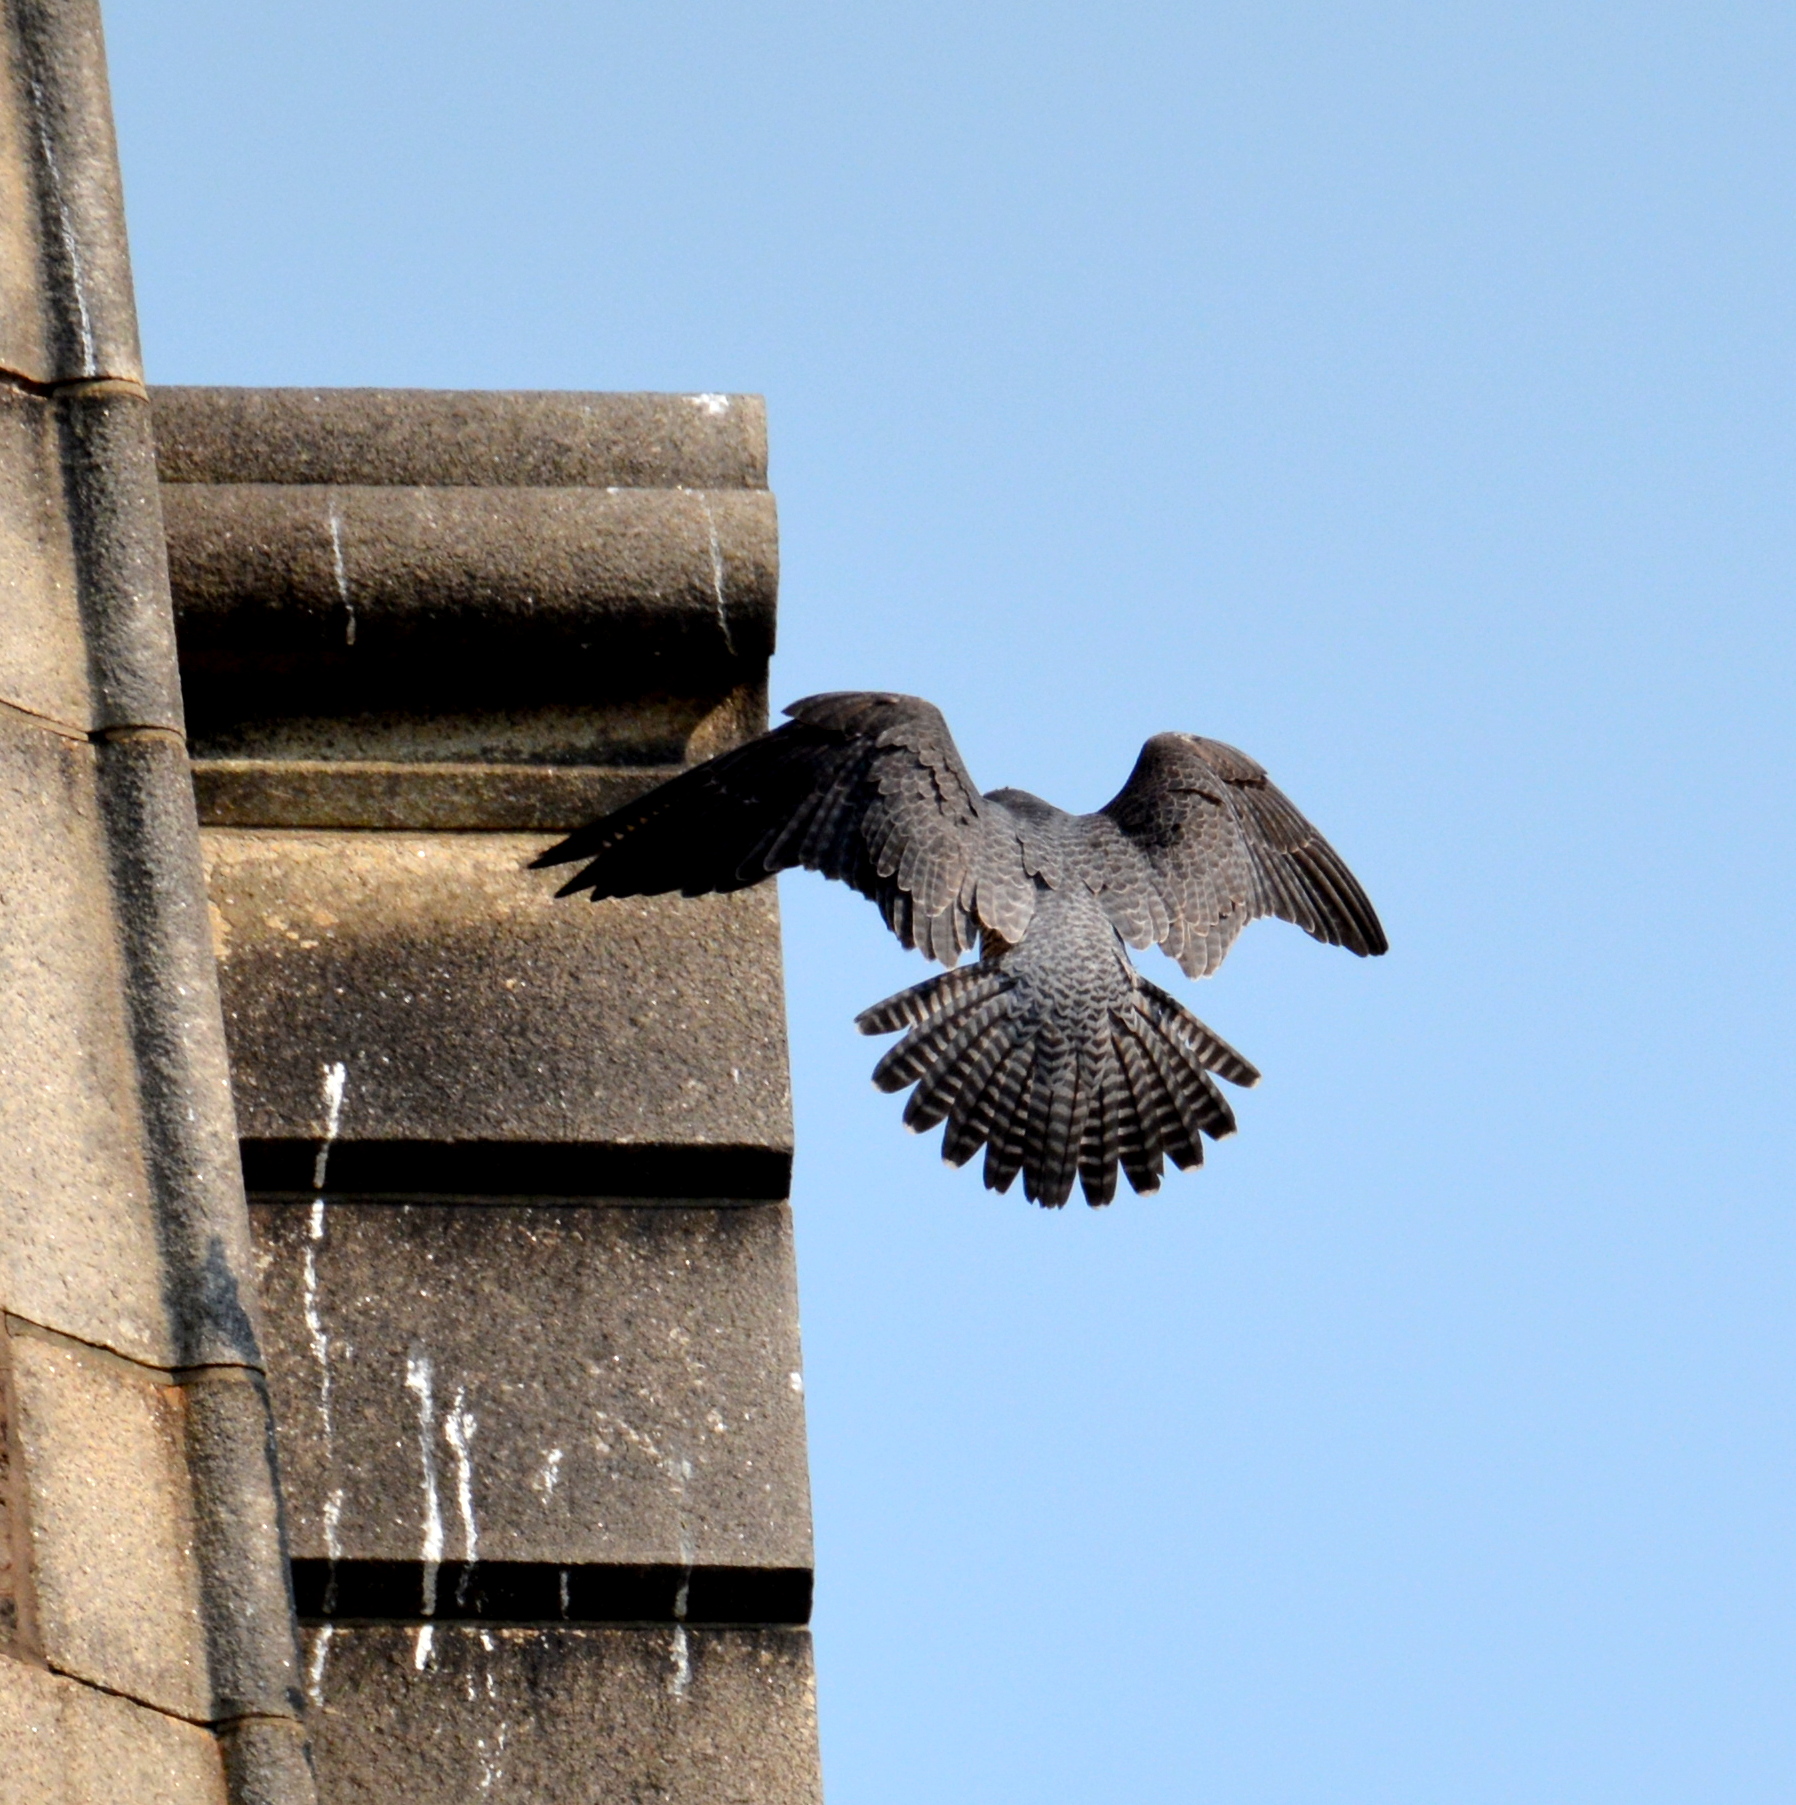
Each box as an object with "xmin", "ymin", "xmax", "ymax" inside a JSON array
[
  {"xmin": 157, "ymin": 387, "xmax": 824, "ymax": 1803},
  {"xmin": 0, "ymin": 7, "xmax": 314, "ymax": 1802}
]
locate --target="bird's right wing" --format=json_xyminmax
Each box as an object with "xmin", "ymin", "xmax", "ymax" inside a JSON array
[
  {"xmin": 1081, "ymin": 733, "xmax": 1388, "ymax": 978},
  {"xmin": 531, "ymin": 691, "xmax": 1035, "ymax": 965}
]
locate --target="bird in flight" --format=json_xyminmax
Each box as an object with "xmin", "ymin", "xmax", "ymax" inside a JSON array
[{"xmin": 533, "ymin": 692, "xmax": 1386, "ymax": 1207}]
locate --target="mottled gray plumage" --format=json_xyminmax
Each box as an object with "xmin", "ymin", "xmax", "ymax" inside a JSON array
[{"xmin": 533, "ymin": 692, "xmax": 1386, "ymax": 1206}]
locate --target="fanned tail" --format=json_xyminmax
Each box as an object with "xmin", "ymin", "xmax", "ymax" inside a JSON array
[{"xmin": 857, "ymin": 960, "xmax": 1259, "ymax": 1208}]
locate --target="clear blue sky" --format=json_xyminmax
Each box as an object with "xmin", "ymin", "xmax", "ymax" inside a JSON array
[{"xmin": 106, "ymin": 4, "xmax": 1795, "ymax": 1799}]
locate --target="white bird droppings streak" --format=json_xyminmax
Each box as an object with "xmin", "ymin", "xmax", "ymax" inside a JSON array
[
  {"xmin": 404, "ymin": 1349, "xmax": 445, "ymax": 1626},
  {"xmin": 305, "ymin": 1625, "xmax": 334, "ymax": 1708},
  {"xmin": 328, "ymin": 507, "xmax": 356, "ymax": 645},
  {"xmin": 669, "ymin": 1624, "xmax": 691, "ymax": 1697},
  {"xmin": 537, "ymin": 1446, "xmax": 564, "ymax": 1500},
  {"xmin": 687, "ymin": 392, "xmax": 730, "ymax": 415},
  {"xmin": 302, "ymin": 1199, "xmax": 333, "ymax": 1444},
  {"xmin": 26, "ymin": 78, "xmax": 96, "ymax": 371},
  {"xmin": 445, "ymin": 1388, "xmax": 479, "ymax": 1603},
  {"xmin": 313, "ymin": 1062, "xmax": 349, "ymax": 1190},
  {"xmin": 692, "ymin": 491, "xmax": 735, "ymax": 655}
]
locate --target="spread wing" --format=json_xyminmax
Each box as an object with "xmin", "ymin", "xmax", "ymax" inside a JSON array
[
  {"xmin": 531, "ymin": 691, "xmax": 1035, "ymax": 965},
  {"xmin": 1079, "ymin": 734, "xmax": 1387, "ymax": 978}
]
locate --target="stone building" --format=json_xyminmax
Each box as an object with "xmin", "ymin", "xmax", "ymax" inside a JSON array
[{"xmin": 1, "ymin": 3, "xmax": 821, "ymax": 1799}]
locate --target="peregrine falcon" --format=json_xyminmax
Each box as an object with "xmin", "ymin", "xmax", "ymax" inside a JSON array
[{"xmin": 533, "ymin": 692, "xmax": 1386, "ymax": 1207}]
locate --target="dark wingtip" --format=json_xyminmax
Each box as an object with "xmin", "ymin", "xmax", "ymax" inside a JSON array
[{"xmin": 530, "ymin": 818, "xmax": 616, "ymax": 869}]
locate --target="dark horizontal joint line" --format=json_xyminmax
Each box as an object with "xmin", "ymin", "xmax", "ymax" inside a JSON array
[
  {"xmin": 0, "ymin": 367, "xmax": 148, "ymax": 399},
  {"xmin": 242, "ymin": 1138, "xmax": 791, "ymax": 1202},
  {"xmin": 292, "ymin": 1560, "xmax": 813, "ymax": 1627}
]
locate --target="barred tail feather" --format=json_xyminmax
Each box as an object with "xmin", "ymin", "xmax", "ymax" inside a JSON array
[{"xmin": 858, "ymin": 955, "xmax": 1254, "ymax": 1207}]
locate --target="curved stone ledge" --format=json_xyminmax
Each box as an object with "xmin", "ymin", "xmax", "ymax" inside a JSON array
[
  {"xmin": 151, "ymin": 388, "xmax": 767, "ymax": 491},
  {"xmin": 166, "ymin": 483, "xmax": 777, "ymax": 719}
]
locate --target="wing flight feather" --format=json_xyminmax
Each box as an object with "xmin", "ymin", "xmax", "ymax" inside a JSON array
[
  {"xmin": 531, "ymin": 691, "xmax": 1034, "ymax": 964},
  {"xmin": 1084, "ymin": 734, "xmax": 1386, "ymax": 978}
]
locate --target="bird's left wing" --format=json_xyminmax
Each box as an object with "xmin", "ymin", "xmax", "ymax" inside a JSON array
[
  {"xmin": 1076, "ymin": 734, "xmax": 1388, "ymax": 978},
  {"xmin": 531, "ymin": 691, "xmax": 1034, "ymax": 964}
]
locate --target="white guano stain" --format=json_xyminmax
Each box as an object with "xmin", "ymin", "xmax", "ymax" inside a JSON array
[
  {"xmin": 413, "ymin": 1623, "xmax": 435, "ymax": 1670},
  {"xmin": 328, "ymin": 505, "xmax": 357, "ymax": 645},
  {"xmin": 322, "ymin": 1486, "xmax": 345, "ymax": 1562},
  {"xmin": 445, "ymin": 1388, "xmax": 479, "ymax": 1604},
  {"xmin": 686, "ymin": 489, "xmax": 735, "ymax": 656},
  {"xmin": 478, "ymin": 1719, "xmax": 511, "ymax": 1792},
  {"xmin": 313, "ymin": 1061, "xmax": 349, "ymax": 1190},
  {"xmin": 27, "ymin": 77, "xmax": 96, "ymax": 370},
  {"xmin": 305, "ymin": 1624, "xmax": 334, "ymax": 1708},
  {"xmin": 302, "ymin": 1198, "xmax": 333, "ymax": 1444},
  {"xmin": 687, "ymin": 392, "xmax": 730, "ymax": 415},
  {"xmin": 534, "ymin": 1446, "xmax": 564, "ymax": 1501},
  {"xmin": 404, "ymin": 1349, "xmax": 445, "ymax": 1625}
]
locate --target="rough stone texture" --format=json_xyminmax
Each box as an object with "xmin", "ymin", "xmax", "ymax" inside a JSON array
[
  {"xmin": 6, "ymin": 1332, "xmax": 211, "ymax": 1720},
  {"xmin": 160, "ymin": 382, "xmax": 803, "ymax": 1799},
  {"xmin": 216, "ymin": 1717, "xmax": 319, "ymax": 1805},
  {"xmin": 191, "ymin": 688, "xmax": 764, "ymax": 769},
  {"xmin": 253, "ymin": 1203, "xmax": 810, "ymax": 1579},
  {"xmin": 0, "ymin": 1657, "xmax": 230, "ymax": 1805},
  {"xmin": 194, "ymin": 759, "xmax": 676, "ymax": 834},
  {"xmin": 0, "ymin": 708, "xmax": 177, "ymax": 1368},
  {"xmin": 152, "ymin": 387, "xmax": 768, "ymax": 490},
  {"xmin": 57, "ymin": 387, "xmax": 188, "ymax": 733},
  {"xmin": 182, "ymin": 1370, "xmax": 308, "ymax": 1720},
  {"xmin": 204, "ymin": 831, "xmax": 792, "ymax": 1188},
  {"xmin": 0, "ymin": 7, "xmax": 58, "ymax": 383},
  {"xmin": 0, "ymin": 0, "xmax": 144, "ymax": 386},
  {"xmin": 164, "ymin": 483, "xmax": 777, "ymax": 723},
  {"xmin": 99, "ymin": 730, "xmax": 270, "ymax": 1370},
  {"xmin": 0, "ymin": 1334, "xmax": 22, "ymax": 1655},
  {"xmin": 3, "ymin": 22, "xmax": 314, "ymax": 1804},
  {"xmin": 302, "ymin": 1625, "xmax": 822, "ymax": 1805},
  {"xmin": 0, "ymin": 392, "xmax": 183, "ymax": 740},
  {"xmin": 0, "ymin": 387, "xmax": 90, "ymax": 729}
]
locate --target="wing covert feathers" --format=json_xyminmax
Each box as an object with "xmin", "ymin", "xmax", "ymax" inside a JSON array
[
  {"xmin": 1092, "ymin": 733, "xmax": 1387, "ymax": 978},
  {"xmin": 531, "ymin": 691, "xmax": 1034, "ymax": 965}
]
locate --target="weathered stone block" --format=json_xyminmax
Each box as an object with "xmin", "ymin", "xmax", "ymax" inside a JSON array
[
  {"xmin": 204, "ymin": 830, "xmax": 792, "ymax": 1196},
  {"xmin": 0, "ymin": 387, "xmax": 89, "ymax": 730},
  {"xmin": 181, "ymin": 1370, "xmax": 308, "ymax": 1721},
  {"xmin": 302, "ymin": 1625, "xmax": 821, "ymax": 1805},
  {"xmin": 253, "ymin": 1203, "xmax": 810, "ymax": 1595},
  {"xmin": 186, "ymin": 683, "xmax": 767, "ymax": 833},
  {"xmin": 0, "ymin": 1337, "xmax": 22, "ymax": 1656},
  {"xmin": 192, "ymin": 758, "xmax": 675, "ymax": 835},
  {"xmin": 0, "ymin": 1657, "xmax": 230, "ymax": 1805},
  {"xmin": 0, "ymin": 0, "xmax": 144, "ymax": 388},
  {"xmin": 0, "ymin": 711, "xmax": 179, "ymax": 1369},
  {"xmin": 164, "ymin": 484, "xmax": 777, "ymax": 729},
  {"xmin": 97, "ymin": 729, "xmax": 269, "ymax": 1372},
  {"xmin": 0, "ymin": 15, "xmax": 57, "ymax": 385},
  {"xmin": 152, "ymin": 387, "xmax": 767, "ymax": 491},
  {"xmin": 6, "ymin": 1333, "xmax": 211, "ymax": 1719},
  {"xmin": 55, "ymin": 389, "xmax": 187, "ymax": 735}
]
